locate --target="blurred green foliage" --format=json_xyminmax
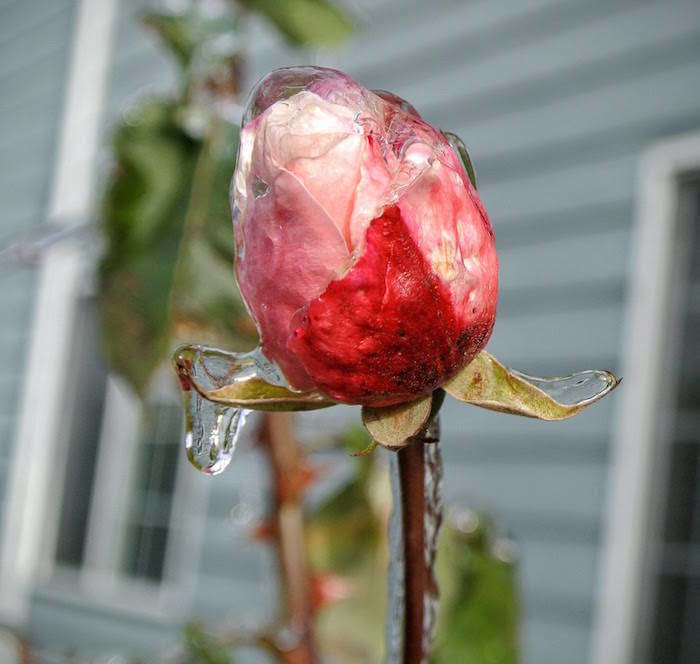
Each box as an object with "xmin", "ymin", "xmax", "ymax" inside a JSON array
[
  {"xmin": 183, "ymin": 622, "xmax": 234, "ymax": 664},
  {"xmin": 431, "ymin": 514, "xmax": 519, "ymax": 664},
  {"xmin": 239, "ymin": 0, "xmax": 354, "ymax": 47},
  {"xmin": 100, "ymin": 100, "xmax": 254, "ymax": 393},
  {"xmin": 100, "ymin": 0, "xmax": 354, "ymax": 394}
]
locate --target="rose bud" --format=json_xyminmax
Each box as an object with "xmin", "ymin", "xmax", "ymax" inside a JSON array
[{"xmin": 232, "ymin": 67, "xmax": 498, "ymax": 406}]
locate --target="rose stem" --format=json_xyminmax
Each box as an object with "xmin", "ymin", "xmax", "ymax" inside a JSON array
[
  {"xmin": 397, "ymin": 436, "xmax": 427, "ymax": 663},
  {"xmin": 260, "ymin": 412, "xmax": 317, "ymax": 664},
  {"xmin": 396, "ymin": 394, "xmax": 443, "ymax": 664}
]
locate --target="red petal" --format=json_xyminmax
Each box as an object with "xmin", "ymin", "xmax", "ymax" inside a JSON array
[{"xmin": 288, "ymin": 206, "xmax": 493, "ymax": 405}]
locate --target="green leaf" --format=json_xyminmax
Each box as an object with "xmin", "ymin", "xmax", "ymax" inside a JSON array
[
  {"xmin": 361, "ymin": 394, "xmax": 433, "ymax": 449},
  {"xmin": 431, "ymin": 512, "xmax": 519, "ymax": 664},
  {"xmin": 183, "ymin": 622, "xmax": 233, "ymax": 664},
  {"xmin": 142, "ymin": 9, "xmax": 239, "ymax": 72},
  {"xmin": 240, "ymin": 0, "xmax": 354, "ymax": 47},
  {"xmin": 443, "ymin": 351, "xmax": 620, "ymax": 420},
  {"xmin": 100, "ymin": 102, "xmax": 255, "ymax": 395},
  {"xmin": 173, "ymin": 343, "xmax": 335, "ymax": 411}
]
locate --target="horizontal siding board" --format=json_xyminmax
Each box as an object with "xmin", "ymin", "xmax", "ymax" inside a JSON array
[
  {"xmin": 456, "ymin": 58, "xmax": 700, "ymax": 178},
  {"xmin": 446, "ymin": 431, "xmax": 608, "ymax": 466},
  {"xmin": 0, "ymin": 2, "xmax": 73, "ymax": 60},
  {"xmin": 495, "ymin": 199, "xmax": 633, "ymax": 249},
  {"xmin": 0, "ymin": 21, "xmax": 74, "ymax": 84},
  {"xmin": 443, "ymin": 460, "xmax": 605, "ymax": 522},
  {"xmin": 498, "ymin": 228, "xmax": 630, "ymax": 291},
  {"xmin": 487, "ymin": 303, "xmax": 621, "ymax": 364},
  {"xmin": 344, "ymin": 0, "xmax": 587, "ymax": 83},
  {"xmin": 481, "ymin": 153, "xmax": 636, "ymax": 227},
  {"xmin": 246, "ymin": 0, "xmax": 573, "ymax": 80},
  {"xmin": 0, "ymin": 1, "xmax": 73, "ymax": 42},
  {"xmin": 401, "ymin": 2, "xmax": 700, "ymax": 122},
  {"xmin": 0, "ymin": 100, "xmax": 63, "ymax": 148}
]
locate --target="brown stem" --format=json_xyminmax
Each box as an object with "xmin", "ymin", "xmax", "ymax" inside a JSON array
[
  {"xmin": 259, "ymin": 412, "xmax": 317, "ymax": 664},
  {"xmin": 397, "ymin": 438, "xmax": 427, "ymax": 664},
  {"xmin": 394, "ymin": 410, "xmax": 443, "ymax": 664}
]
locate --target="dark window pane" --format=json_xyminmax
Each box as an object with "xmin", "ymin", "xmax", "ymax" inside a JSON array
[
  {"xmin": 647, "ymin": 177, "xmax": 700, "ymax": 663},
  {"xmin": 55, "ymin": 297, "xmax": 108, "ymax": 567},
  {"xmin": 122, "ymin": 403, "xmax": 181, "ymax": 581}
]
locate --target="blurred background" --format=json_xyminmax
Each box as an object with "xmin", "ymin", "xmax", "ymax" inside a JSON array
[{"xmin": 0, "ymin": 0, "xmax": 699, "ymax": 662}]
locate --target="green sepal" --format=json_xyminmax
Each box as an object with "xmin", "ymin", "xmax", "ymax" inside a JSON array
[
  {"xmin": 443, "ymin": 351, "xmax": 620, "ymax": 420},
  {"xmin": 361, "ymin": 393, "xmax": 433, "ymax": 449}
]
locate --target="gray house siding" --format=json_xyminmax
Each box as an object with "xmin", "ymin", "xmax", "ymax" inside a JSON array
[
  {"xmin": 0, "ymin": 0, "xmax": 76, "ymax": 539},
  {"xmin": 3, "ymin": 0, "xmax": 700, "ymax": 663}
]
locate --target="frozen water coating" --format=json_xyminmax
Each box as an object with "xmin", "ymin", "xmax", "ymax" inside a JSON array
[
  {"xmin": 510, "ymin": 367, "xmax": 618, "ymax": 406},
  {"xmin": 183, "ymin": 385, "xmax": 248, "ymax": 475},
  {"xmin": 232, "ymin": 66, "xmax": 499, "ymax": 406},
  {"xmin": 174, "ymin": 344, "xmax": 288, "ymax": 474},
  {"xmin": 385, "ymin": 426, "xmax": 444, "ymax": 664}
]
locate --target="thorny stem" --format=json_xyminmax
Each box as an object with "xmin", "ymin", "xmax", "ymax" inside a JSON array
[{"xmin": 259, "ymin": 412, "xmax": 317, "ymax": 664}]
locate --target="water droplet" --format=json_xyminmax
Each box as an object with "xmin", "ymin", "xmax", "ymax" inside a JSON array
[
  {"xmin": 183, "ymin": 384, "xmax": 249, "ymax": 475},
  {"xmin": 510, "ymin": 368, "xmax": 618, "ymax": 406}
]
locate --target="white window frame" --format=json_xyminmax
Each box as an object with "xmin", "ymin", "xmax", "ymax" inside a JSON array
[
  {"xmin": 592, "ymin": 130, "xmax": 700, "ymax": 664},
  {"xmin": 0, "ymin": 0, "xmax": 207, "ymax": 626}
]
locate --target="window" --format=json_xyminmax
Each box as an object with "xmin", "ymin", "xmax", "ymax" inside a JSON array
[
  {"xmin": 594, "ymin": 135, "xmax": 700, "ymax": 664},
  {"xmin": 47, "ymin": 295, "xmax": 206, "ymax": 606},
  {"xmin": 645, "ymin": 175, "xmax": 699, "ymax": 664},
  {"xmin": 122, "ymin": 403, "xmax": 182, "ymax": 581},
  {"xmin": 53, "ymin": 295, "xmax": 109, "ymax": 568}
]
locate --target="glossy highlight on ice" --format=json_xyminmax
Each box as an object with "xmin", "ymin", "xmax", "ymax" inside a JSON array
[{"xmin": 232, "ymin": 66, "xmax": 498, "ymax": 405}]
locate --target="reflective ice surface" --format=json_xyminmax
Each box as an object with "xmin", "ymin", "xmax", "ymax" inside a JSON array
[
  {"xmin": 385, "ymin": 421, "xmax": 444, "ymax": 664},
  {"xmin": 510, "ymin": 367, "xmax": 619, "ymax": 406},
  {"xmin": 174, "ymin": 344, "xmax": 287, "ymax": 475},
  {"xmin": 183, "ymin": 384, "xmax": 248, "ymax": 475}
]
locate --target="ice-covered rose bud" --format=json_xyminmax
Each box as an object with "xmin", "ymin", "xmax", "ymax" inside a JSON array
[{"xmin": 232, "ymin": 67, "xmax": 498, "ymax": 406}]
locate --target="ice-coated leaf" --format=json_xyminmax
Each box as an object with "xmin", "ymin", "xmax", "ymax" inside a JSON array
[
  {"xmin": 173, "ymin": 343, "xmax": 335, "ymax": 411},
  {"xmin": 362, "ymin": 394, "xmax": 433, "ymax": 449},
  {"xmin": 239, "ymin": 0, "xmax": 354, "ymax": 47},
  {"xmin": 443, "ymin": 351, "xmax": 620, "ymax": 420}
]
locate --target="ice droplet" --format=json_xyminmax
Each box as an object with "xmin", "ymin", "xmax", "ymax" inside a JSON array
[
  {"xmin": 174, "ymin": 344, "xmax": 290, "ymax": 476},
  {"xmin": 183, "ymin": 383, "xmax": 249, "ymax": 476}
]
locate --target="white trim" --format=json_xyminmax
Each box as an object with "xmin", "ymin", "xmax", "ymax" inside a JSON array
[
  {"xmin": 592, "ymin": 130, "xmax": 700, "ymax": 664},
  {"xmin": 83, "ymin": 376, "xmax": 142, "ymax": 577},
  {"xmin": 0, "ymin": 0, "xmax": 118, "ymax": 624}
]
